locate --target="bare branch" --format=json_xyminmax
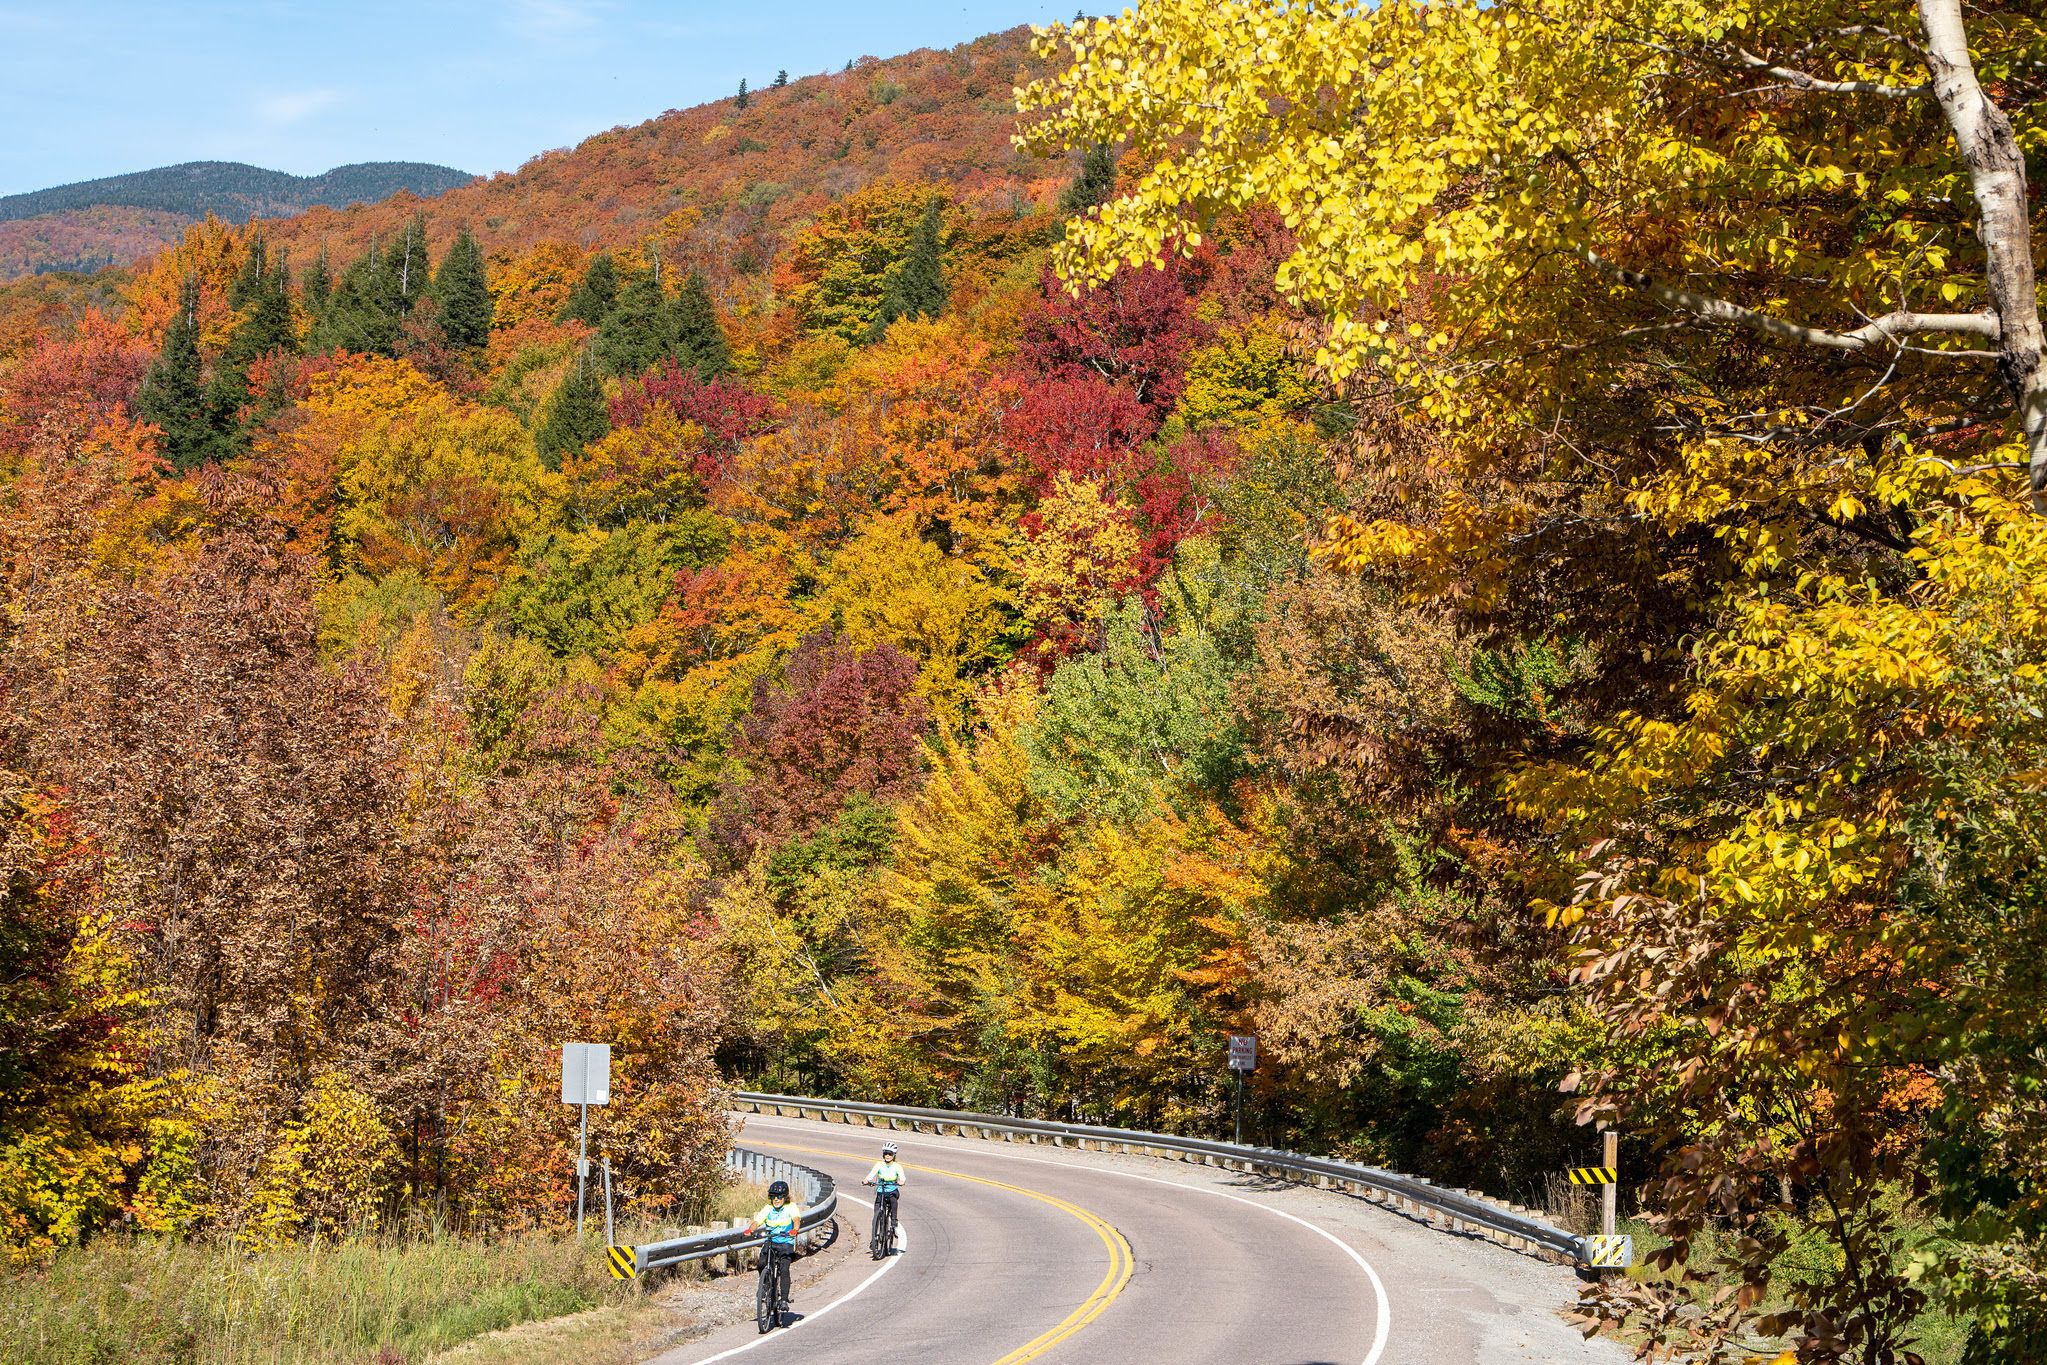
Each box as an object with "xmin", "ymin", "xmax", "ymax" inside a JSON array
[
  {"xmin": 1918, "ymin": 456, "xmax": 2026, "ymax": 477},
  {"xmin": 1732, "ymin": 46, "xmax": 1927, "ymax": 97},
  {"xmin": 1575, "ymin": 246, "xmax": 2001, "ymax": 352}
]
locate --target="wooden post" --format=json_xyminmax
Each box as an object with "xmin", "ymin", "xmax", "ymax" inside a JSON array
[{"xmin": 1601, "ymin": 1130, "xmax": 1619, "ymax": 1239}]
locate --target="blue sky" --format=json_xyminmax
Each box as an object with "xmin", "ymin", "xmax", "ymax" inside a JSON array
[{"xmin": 0, "ymin": 1, "xmax": 1070, "ymax": 196}]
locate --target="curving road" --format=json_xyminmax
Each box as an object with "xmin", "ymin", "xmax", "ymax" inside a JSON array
[{"xmin": 649, "ymin": 1113, "xmax": 1631, "ymax": 1365}]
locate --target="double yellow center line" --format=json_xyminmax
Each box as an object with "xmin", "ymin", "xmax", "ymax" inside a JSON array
[
  {"xmin": 949, "ymin": 1166, "xmax": 1132, "ymax": 1364},
  {"xmin": 752, "ymin": 1139, "xmax": 1133, "ymax": 1364}
]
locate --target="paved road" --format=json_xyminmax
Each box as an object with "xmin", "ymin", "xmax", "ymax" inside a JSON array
[{"xmin": 650, "ymin": 1113, "xmax": 1632, "ymax": 1365}]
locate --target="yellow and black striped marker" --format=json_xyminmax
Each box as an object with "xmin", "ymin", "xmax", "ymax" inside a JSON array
[
  {"xmin": 1567, "ymin": 1166, "xmax": 1617, "ymax": 1186},
  {"xmin": 607, "ymin": 1244, "xmax": 638, "ymax": 1280},
  {"xmin": 1587, "ymin": 1233, "xmax": 1633, "ymax": 1268}
]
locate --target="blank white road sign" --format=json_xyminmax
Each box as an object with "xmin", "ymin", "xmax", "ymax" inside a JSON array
[{"xmin": 562, "ymin": 1042, "xmax": 612, "ymax": 1106}]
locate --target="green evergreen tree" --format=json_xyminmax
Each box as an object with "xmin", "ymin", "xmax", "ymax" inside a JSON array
[
  {"xmin": 135, "ymin": 276, "xmax": 214, "ymax": 471},
  {"xmin": 235, "ymin": 245, "xmax": 296, "ymax": 358},
  {"xmin": 593, "ymin": 259, "xmax": 675, "ymax": 378},
  {"xmin": 309, "ymin": 247, "xmax": 401, "ymax": 356},
  {"xmin": 301, "ymin": 249, "xmax": 333, "ymax": 315},
  {"xmin": 228, "ymin": 230, "xmax": 270, "ymax": 310},
  {"xmin": 670, "ymin": 271, "xmax": 731, "ymax": 379},
  {"xmin": 736, "ymin": 78, "xmax": 750, "ymax": 109},
  {"xmin": 433, "ymin": 227, "xmax": 494, "ymax": 349},
  {"xmin": 378, "ymin": 213, "xmax": 433, "ymax": 316},
  {"xmin": 207, "ymin": 239, "xmax": 298, "ymax": 446},
  {"xmin": 868, "ymin": 198, "xmax": 948, "ymax": 340},
  {"xmin": 773, "ymin": 69, "xmax": 788, "ymax": 88},
  {"xmin": 560, "ymin": 251, "xmax": 619, "ymax": 326},
  {"xmin": 534, "ymin": 355, "xmax": 610, "ymax": 471},
  {"xmin": 1060, "ymin": 143, "xmax": 1118, "ymax": 217}
]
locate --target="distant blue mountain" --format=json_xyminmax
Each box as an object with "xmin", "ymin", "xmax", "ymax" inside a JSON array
[{"xmin": 0, "ymin": 161, "xmax": 476, "ymax": 225}]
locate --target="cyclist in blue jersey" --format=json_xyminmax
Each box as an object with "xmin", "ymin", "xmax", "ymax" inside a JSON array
[
  {"xmin": 862, "ymin": 1143, "xmax": 905, "ymax": 1258},
  {"xmin": 745, "ymin": 1179, "xmax": 801, "ymax": 1331},
  {"xmin": 745, "ymin": 1178, "xmax": 803, "ymax": 1245}
]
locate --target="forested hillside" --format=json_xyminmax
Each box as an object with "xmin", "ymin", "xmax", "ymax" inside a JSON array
[
  {"xmin": 0, "ymin": 206, "xmax": 196, "ymax": 279},
  {"xmin": 0, "ymin": 161, "xmax": 475, "ymax": 224},
  {"xmin": 0, "ymin": 5, "xmax": 2042, "ymax": 1365},
  {"xmin": 258, "ymin": 29, "xmax": 1053, "ymax": 288},
  {"xmin": 0, "ymin": 161, "xmax": 473, "ymax": 279}
]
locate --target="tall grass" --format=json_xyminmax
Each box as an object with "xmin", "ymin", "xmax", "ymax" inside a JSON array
[{"xmin": 1, "ymin": 1229, "xmax": 624, "ymax": 1365}]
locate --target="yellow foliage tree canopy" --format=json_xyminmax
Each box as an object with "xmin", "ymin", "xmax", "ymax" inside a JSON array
[{"xmin": 1020, "ymin": 0, "xmax": 2046, "ymax": 516}]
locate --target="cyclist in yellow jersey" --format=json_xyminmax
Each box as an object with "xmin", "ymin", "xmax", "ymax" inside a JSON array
[
  {"xmin": 864, "ymin": 1143, "xmax": 906, "ymax": 1190},
  {"xmin": 862, "ymin": 1143, "xmax": 905, "ymax": 1257}
]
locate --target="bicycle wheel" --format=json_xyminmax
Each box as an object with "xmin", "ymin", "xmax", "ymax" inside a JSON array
[
  {"xmin": 755, "ymin": 1255, "xmax": 776, "ymax": 1333},
  {"xmin": 871, "ymin": 1201, "xmax": 889, "ymax": 1260}
]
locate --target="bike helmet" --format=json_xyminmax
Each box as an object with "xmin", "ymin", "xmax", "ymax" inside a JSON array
[
  {"xmin": 881, "ymin": 1143, "xmax": 897, "ymax": 1157},
  {"xmin": 768, "ymin": 1179, "xmax": 790, "ymax": 1200}
]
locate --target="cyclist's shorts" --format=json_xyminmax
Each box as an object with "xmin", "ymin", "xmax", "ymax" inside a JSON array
[{"xmin": 877, "ymin": 1182, "xmax": 899, "ymax": 1194}]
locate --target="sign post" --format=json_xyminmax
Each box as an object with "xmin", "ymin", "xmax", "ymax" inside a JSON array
[
  {"xmin": 562, "ymin": 1042, "xmax": 612, "ymax": 1239},
  {"xmin": 1568, "ymin": 1131, "xmax": 1632, "ymax": 1271},
  {"xmin": 1601, "ymin": 1129, "xmax": 1619, "ymax": 1240},
  {"xmin": 603, "ymin": 1155, "xmax": 615, "ymax": 1248},
  {"xmin": 1227, "ymin": 1034, "xmax": 1257, "ymax": 1145}
]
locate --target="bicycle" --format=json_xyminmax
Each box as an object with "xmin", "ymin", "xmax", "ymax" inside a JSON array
[
  {"xmin": 755, "ymin": 1238, "xmax": 793, "ymax": 1334},
  {"xmin": 869, "ymin": 1186, "xmax": 899, "ymax": 1260}
]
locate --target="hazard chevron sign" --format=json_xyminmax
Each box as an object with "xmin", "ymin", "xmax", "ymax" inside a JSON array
[{"xmin": 1587, "ymin": 1234, "xmax": 1633, "ymax": 1268}]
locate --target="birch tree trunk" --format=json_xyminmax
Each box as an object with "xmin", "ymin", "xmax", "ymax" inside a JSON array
[{"xmin": 1919, "ymin": 0, "xmax": 2047, "ymax": 511}]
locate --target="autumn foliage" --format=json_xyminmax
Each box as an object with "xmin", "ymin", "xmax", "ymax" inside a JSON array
[
  {"xmin": 0, "ymin": 121, "xmax": 1473, "ymax": 1265},
  {"xmin": 6, "ymin": 10, "xmax": 2041, "ymax": 1362}
]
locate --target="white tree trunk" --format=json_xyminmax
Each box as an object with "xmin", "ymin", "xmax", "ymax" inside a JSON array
[{"xmin": 1919, "ymin": 0, "xmax": 2047, "ymax": 511}]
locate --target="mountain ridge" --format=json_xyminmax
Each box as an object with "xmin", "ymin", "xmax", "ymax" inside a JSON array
[
  {"xmin": 0, "ymin": 161, "xmax": 477, "ymax": 278},
  {"xmin": 0, "ymin": 160, "xmax": 476, "ymax": 225}
]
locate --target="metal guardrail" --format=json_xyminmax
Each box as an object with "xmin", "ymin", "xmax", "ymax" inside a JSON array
[
  {"xmin": 623, "ymin": 1145, "xmax": 839, "ymax": 1275},
  {"xmin": 734, "ymin": 1090, "xmax": 1590, "ymax": 1266}
]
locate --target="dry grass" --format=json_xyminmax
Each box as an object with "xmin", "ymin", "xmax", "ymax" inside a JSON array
[
  {"xmin": 1, "ymin": 1169, "xmax": 781, "ymax": 1365},
  {"xmin": 1542, "ymin": 1172, "xmax": 1598, "ymax": 1234},
  {"xmin": 0, "ymin": 1228, "xmax": 635, "ymax": 1365},
  {"xmin": 427, "ymin": 1301, "xmax": 671, "ymax": 1365}
]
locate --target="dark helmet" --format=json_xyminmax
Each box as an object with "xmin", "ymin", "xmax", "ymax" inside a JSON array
[{"xmin": 769, "ymin": 1179, "xmax": 791, "ymax": 1200}]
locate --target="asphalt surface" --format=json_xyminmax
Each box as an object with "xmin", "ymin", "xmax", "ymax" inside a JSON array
[{"xmin": 648, "ymin": 1113, "xmax": 1633, "ymax": 1365}]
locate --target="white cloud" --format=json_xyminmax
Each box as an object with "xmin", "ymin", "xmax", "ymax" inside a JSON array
[{"xmin": 253, "ymin": 88, "xmax": 341, "ymax": 128}]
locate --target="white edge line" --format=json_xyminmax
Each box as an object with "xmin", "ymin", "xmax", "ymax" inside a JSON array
[
  {"xmin": 674, "ymin": 1218, "xmax": 908, "ymax": 1365},
  {"xmin": 742, "ymin": 1116, "xmax": 1393, "ymax": 1365}
]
